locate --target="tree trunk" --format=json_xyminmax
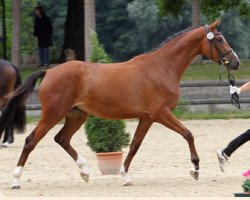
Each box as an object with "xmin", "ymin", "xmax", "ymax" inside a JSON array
[
  {"xmin": 11, "ymin": 0, "xmax": 21, "ymax": 67},
  {"xmin": 192, "ymin": 0, "xmax": 200, "ymax": 26},
  {"xmin": 191, "ymin": 0, "xmax": 202, "ymax": 64},
  {"xmin": 1, "ymin": 0, "xmax": 7, "ymax": 59},
  {"xmin": 62, "ymin": 0, "xmax": 85, "ymax": 61},
  {"xmin": 84, "ymin": 0, "xmax": 96, "ymax": 61}
]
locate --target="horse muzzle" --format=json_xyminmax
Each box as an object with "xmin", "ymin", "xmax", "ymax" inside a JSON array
[{"xmin": 229, "ymin": 59, "xmax": 240, "ymax": 70}]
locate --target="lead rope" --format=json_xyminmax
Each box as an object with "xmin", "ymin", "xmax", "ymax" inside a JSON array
[{"xmin": 219, "ymin": 65, "xmax": 241, "ymax": 109}]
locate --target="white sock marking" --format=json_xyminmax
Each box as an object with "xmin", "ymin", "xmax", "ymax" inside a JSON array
[
  {"xmin": 12, "ymin": 166, "xmax": 23, "ymax": 187},
  {"xmin": 76, "ymin": 154, "xmax": 89, "ymax": 174}
]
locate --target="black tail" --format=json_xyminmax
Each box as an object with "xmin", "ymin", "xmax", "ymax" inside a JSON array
[
  {"xmin": 12, "ymin": 65, "xmax": 26, "ymax": 132},
  {"xmin": 0, "ymin": 70, "xmax": 46, "ymax": 134}
]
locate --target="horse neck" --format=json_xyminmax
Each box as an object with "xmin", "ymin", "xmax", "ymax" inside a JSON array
[{"xmin": 148, "ymin": 27, "xmax": 205, "ymax": 82}]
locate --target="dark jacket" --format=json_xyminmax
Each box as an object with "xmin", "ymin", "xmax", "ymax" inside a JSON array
[{"xmin": 34, "ymin": 14, "xmax": 53, "ymax": 48}]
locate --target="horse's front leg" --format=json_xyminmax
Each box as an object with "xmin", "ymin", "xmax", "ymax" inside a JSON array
[
  {"xmin": 120, "ymin": 117, "xmax": 153, "ymax": 186},
  {"xmin": 157, "ymin": 108, "xmax": 200, "ymax": 180}
]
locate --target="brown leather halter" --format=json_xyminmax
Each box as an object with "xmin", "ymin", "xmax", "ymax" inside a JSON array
[
  {"xmin": 204, "ymin": 24, "xmax": 240, "ymax": 109},
  {"xmin": 204, "ymin": 24, "xmax": 234, "ymax": 65}
]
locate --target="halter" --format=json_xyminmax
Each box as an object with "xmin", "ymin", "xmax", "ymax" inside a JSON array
[{"xmin": 204, "ymin": 25, "xmax": 241, "ymax": 109}]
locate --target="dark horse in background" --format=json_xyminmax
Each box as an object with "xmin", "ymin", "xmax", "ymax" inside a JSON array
[{"xmin": 0, "ymin": 59, "xmax": 26, "ymax": 147}]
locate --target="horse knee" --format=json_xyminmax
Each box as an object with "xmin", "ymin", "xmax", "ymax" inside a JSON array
[
  {"xmin": 182, "ymin": 131, "xmax": 194, "ymax": 143},
  {"xmin": 23, "ymin": 135, "xmax": 35, "ymax": 152}
]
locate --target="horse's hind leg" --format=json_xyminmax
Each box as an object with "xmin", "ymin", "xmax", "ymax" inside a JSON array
[
  {"xmin": 54, "ymin": 109, "xmax": 89, "ymax": 182},
  {"xmin": 157, "ymin": 109, "xmax": 200, "ymax": 181},
  {"xmin": 12, "ymin": 114, "xmax": 63, "ymax": 189}
]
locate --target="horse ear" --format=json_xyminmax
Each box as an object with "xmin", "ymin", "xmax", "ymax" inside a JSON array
[{"xmin": 210, "ymin": 19, "xmax": 222, "ymax": 30}]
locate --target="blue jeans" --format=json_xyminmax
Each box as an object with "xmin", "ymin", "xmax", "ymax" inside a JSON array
[{"xmin": 38, "ymin": 47, "xmax": 49, "ymax": 66}]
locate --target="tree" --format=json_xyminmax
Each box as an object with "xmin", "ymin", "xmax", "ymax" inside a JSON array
[
  {"xmin": 156, "ymin": 0, "xmax": 250, "ymax": 22},
  {"xmin": 96, "ymin": 0, "xmax": 135, "ymax": 61},
  {"xmin": 84, "ymin": 0, "xmax": 96, "ymax": 61},
  {"xmin": 11, "ymin": 0, "xmax": 21, "ymax": 67},
  {"xmin": 126, "ymin": 0, "xmax": 190, "ymax": 54},
  {"xmin": 0, "ymin": 0, "xmax": 7, "ymax": 59},
  {"xmin": 192, "ymin": 0, "xmax": 200, "ymax": 26},
  {"xmin": 156, "ymin": 0, "xmax": 250, "ymax": 62},
  {"xmin": 61, "ymin": 0, "xmax": 85, "ymax": 61}
]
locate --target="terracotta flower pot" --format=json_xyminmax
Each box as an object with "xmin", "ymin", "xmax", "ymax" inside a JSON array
[{"xmin": 96, "ymin": 152, "xmax": 123, "ymax": 175}]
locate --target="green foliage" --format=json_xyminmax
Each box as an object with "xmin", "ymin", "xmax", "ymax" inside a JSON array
[
  {"xmin": 1, "ymin": 0, "xmax": 67, "ymax": 61},
  {"xmin": 127, "ymin": 0, "xmax": 191, "ymax": 53},
  {"xmin": 96, "ymin": 0, "xmax": 192, "ymax": 61},
  {"xmin": 85, "ymin": 116, "xmax": 130, "ymax": 153},
  {"xmin": 242, "ymin": 179, "xmax": 250, "ymax": 192},
  {"xmin": 156, "ymin": 0, "xmax": 187, "ymax": 17},
  {"xmin": 85, "ymin": 31, "xmax": 130, "ymax": 153},
  {"xmin": 90, "ymin": 31, "xmax": 111, "ymax": 63},
  {"xmin": 2, "ymin": 0, "xmax": 37, "ymax": 58},
  {"xmin": 21, "ymin": 0, "xmax": 37, "ymax": 55},
  {"xmin": 156, "ymin": 0, "xmax": 250, "ymax": 19},
  {"xmin": 96, "ymin": 0, "xmax": 135, "ymax": 61},
  {"xmin": 201, "ymin": 0, "xmax": 250, "ymax": 20},
  {"xmin": 220, "ymin": 10, "xmax": 250, "ymax": 59}
]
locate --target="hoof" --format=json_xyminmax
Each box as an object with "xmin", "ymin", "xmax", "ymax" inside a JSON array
[
  {"xmin": 80, "ymin": 172, "xmax": 89, "ymax": 183},
  {"xmin": 190, "ymin": 170, "xmax": 199, "ymax": 181},
  {"xmin": 123, "ymin": 180, "xmax": 133, "ymax": 186},
  {"xmin": 11, "ymin": 185, "xmax": 20, "ymax": 189}
]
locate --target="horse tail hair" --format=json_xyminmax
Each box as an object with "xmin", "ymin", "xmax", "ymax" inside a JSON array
[
  {"xmin": 12, "ymin": 65, "xmax": 26, "ymax": 132},
  {"xmin": 0, "ymin": 70, "xmax": 46, "ymax": 134}
]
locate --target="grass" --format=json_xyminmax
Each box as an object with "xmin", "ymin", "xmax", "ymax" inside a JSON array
[
  {"xmin": 26, "ymin": 117, "xmax": 40, "ymax": 123},
  {"xmin": 182, "ymin": 60, "xmax": 250, "ymax": 80},
  {"xmin": 173, "ymin": 109, "xmax": 250, "ymax": 120}
]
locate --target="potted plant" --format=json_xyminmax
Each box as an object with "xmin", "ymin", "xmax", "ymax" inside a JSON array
[
  {"xmin": 234, "ymin": 169, "xmax": 250, "ymax": 197},
  {"xmin": 84, "ymin": 31, "xmax": 130, "ymax": 175},
  {"xmin": 85, "ymin": 116, "xmax": 130, "ymax": 175}
]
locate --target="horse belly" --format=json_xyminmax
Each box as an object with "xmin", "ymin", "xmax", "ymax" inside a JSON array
[{"xmin": 78, "ymin": 91, "xmax": 148, "ymax": 120}]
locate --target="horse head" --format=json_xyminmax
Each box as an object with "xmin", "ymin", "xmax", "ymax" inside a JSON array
[{"xmin": 201, "ymin": 19, "xmax": 240, "ymax": 71}]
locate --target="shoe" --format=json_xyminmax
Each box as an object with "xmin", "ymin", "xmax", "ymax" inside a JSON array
[
  {"xmin": 1, "ymin": 142, "xmax": 11, "ymax": 148},
  {"xmin": 37, "ymin": 64, "xmax": 44, "ymax": 68},
  {"xmin": 217, "ymin": 150, "xmax": 229, "ymax": 172}
]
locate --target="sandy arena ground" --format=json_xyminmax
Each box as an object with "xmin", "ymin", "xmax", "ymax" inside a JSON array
[{"xmin": 0, "ymin": 119, "xmax": 249, "ymax": 197}]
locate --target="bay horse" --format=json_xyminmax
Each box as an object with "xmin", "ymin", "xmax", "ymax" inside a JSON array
[
  {"xmin": 0, "ymin": 20, "xmax": 240, "ymax": 189},
  {"xmin": 0, "ymin": 59, "xmax": 26, "ymax": 147}
]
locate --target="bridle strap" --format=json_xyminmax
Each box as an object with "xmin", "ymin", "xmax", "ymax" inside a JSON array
[
  {"xmin": 204, "ymin": 25, "xmax": 241, "ymax": 109},
  {"xmin": 204, "ymin": 24, "xmax": 234, "ymax": 64}
]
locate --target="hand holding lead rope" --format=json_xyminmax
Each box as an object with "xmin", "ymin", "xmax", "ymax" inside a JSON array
[{"xmin": 228, "ymin": 74, "xmax": 241, "ymax": 109}]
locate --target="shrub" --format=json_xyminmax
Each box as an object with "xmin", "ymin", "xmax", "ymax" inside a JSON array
[
  {"xmin": 85, "ymin": 116, "xmax": 130, "ymax": 152},
  {"xmin": 84, "ymin": 31, "xmax": 130, "ymax": 153}
]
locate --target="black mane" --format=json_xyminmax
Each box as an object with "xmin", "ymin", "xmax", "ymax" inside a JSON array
[{"xmin": 147, "ymin": 24, "xmax": 205, "ymax": 54}]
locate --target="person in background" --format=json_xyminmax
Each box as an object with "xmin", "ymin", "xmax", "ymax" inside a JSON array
[
  {"xmin": 217, "ymin": 82, "xmax": 250, "ymax": 172},
  {"xmin": 34, "ymin": 6, "xmax": 53, "ymax": 67}
]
